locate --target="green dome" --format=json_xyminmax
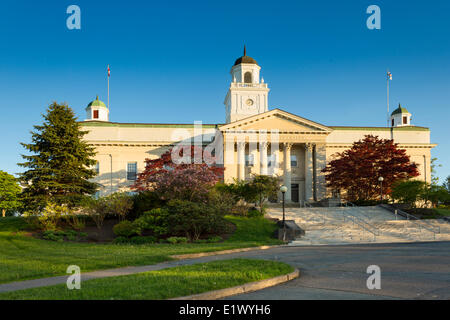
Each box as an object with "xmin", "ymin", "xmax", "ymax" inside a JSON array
[
  {"xmin": 391, "ymin": 104, "xmax": 409, "ymax": 116},
  {"xmin": 87, "ymin": 96, "xmax": 107, "ymax": 109}
]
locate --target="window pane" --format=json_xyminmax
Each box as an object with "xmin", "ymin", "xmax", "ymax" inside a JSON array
[
  {"xmin": 245, "ymin": 154, "xmax": 254, "ymax": 166},
  {"xmin": 93, "ymin": 110, "xmax": 99, "ymax": 119},
  {"xmin": 127, "ymin": 162, "xmax": 137, "ymax": 180},
  {"xmin": 290, "ymin": 155, "xmax": 298, "ymax": 167}
]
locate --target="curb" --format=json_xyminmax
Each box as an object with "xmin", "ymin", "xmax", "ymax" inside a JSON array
[
  {"xmin": 170, "ymin": 245, "xmax": 283, "ymax": 260},
  {"xmin": 171, "ymin": 268, "xmax": 300, "ymax": 300}
]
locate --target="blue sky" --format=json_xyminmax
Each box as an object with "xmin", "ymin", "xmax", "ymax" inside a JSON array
[{"xmin": 0, "ymin": 0, "xmax": 449, "ymax": 182}]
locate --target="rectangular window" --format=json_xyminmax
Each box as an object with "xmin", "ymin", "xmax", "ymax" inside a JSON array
[
  {"xmin": 403, "ymin": 116, "xmax": 407, "ymax": 124},
  {"xmin": 94, "ymin": 161, "xmax": 99, "ymax": 174},
  {"xmin": 290, "ymin": 155, "xmax": 298, "ymax": 167},
  {"xmin": 245, "ymin": 154, "xmax": 254, "ymax": 167},
  {"xmin": 93, "ymin": 110, "xmax": 99, "ymax": 119},
  {"xmin": 127, "ymin": 162, "xmax": 137, "ymax": 181},
  {"xmin": 267, "ymin": 154, "xmax": 275, "ymax": 167}
]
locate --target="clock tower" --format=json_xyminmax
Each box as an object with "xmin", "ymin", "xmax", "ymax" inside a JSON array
[{"xmin": 224, "ymin": 47, "xmax": 270, "ymax": 123}]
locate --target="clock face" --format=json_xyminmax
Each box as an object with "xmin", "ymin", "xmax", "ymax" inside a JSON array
[{"xmin": 246, "ymin": 99, "xmax": 254, "ymax": 106}]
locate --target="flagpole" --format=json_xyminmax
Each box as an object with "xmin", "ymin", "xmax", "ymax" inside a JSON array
[
  {"xmin": 387, "ymin": 69, "xmax": 389, "ymax": 127},
  {"xmin": 107, "ymin": 65, "xmax": 110, "ymax": 110}
]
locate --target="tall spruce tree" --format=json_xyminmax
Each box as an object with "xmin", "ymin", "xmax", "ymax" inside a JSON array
[{"xmin": 19, "ymin": 102, "xmax": 98, "ymax": 210}]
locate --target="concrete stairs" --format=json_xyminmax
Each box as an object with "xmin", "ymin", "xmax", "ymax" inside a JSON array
[{"xmin": 266, "ymin": 206, "xmax": 450, "ymax": 245}]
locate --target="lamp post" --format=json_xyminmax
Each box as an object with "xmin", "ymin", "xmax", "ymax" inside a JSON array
[
  {"xmin": 378, "ymin": 176, "xmax": 384, "ymax": 202},
  {"xmin": 280, "ymin": 185, "xmax": 288, "ymax": 241}
]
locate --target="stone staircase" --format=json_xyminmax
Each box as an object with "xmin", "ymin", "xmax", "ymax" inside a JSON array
[{"xmin": 266, "ymin": 206, "xmax": 450, "ymax": 245}]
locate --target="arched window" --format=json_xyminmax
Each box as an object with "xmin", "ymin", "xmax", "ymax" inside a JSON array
[{"xmin": 244, "ymin": 72, "xmax": 252, "ymax": 83}]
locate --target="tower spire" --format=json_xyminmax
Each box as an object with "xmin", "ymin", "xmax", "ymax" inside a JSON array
[{"xmin": 243, "ymin": 45, "xmax": 246, "ymax": 56}]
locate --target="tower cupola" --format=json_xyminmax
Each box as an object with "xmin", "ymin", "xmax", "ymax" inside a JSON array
[
  {"xmin": 224, "ymin": 46, "xmax": 270, "ymax": 123},
  {"xmin": 85, "ymin": 96, "xmax": 109, "ymax": 122},
  {"xmin": 390, "ymin": 103, "xmax": 411, "ymax": 127}
]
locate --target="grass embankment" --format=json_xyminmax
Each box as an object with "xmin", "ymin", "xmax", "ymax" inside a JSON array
[
  {"xmin": 0, "ymin": 259, "xmax": 293, "ymax": 300},
  {"xmin": 404, "ymin": 207, "xmax": 450, "ymax": 219},
  {"xmin": 0, "ymin": 216, "xmax": 281, "ymax": 284}
]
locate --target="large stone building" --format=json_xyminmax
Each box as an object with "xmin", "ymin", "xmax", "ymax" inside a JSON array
[{"xmin": 81, "ymin": 50, "xmax": 436, "ymax": 203}]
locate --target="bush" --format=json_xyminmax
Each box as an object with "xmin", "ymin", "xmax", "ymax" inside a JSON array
[
  {"xmin": 391, "ymin": 180, "xmax": 427, "ymax": 208},
  {"xmin": 247, "ymin": 207, "xmax": 263, "ymax": 218},
  {"xmin": 81, "ymin": 193, "xmax": 133, "ymax": 229},
  {"xmin": 106, "ymin": 193, "xmax": 134, "ymax": 220},
  {"xmin": 63, "ymin": 215, "xmax": 86, "ymax": 231},
  {"xmin": 166, "ymin": 236, "xmax": 188, "ymax": 244},
  {"xmin": 42, "ymin": 230, "xmax": 88, "ymax": 242},
  {"xmin": 193, "ymin": 236, "xmax": 223, "ymax": 244},
  {"xmin": 129, "ymin": 191, "xmax": 165, "ymax": 220},
  {"xmin": 23, "ymin": 202, "xmax": 71, "ymax": 231},
  {"xmin": 113, "ymin": 235, "xmax": 156, "ymax": 245},
  {"xmin": 132, "ymin": 208, "xmax": 169, "ymax": 238},
  {"xmin": 113, "ymin": 220, "xmax": 139, "ymax": 238},
  {"xmin": 165, "ymin": 199, "xmax": 228, "ymax": 241}
]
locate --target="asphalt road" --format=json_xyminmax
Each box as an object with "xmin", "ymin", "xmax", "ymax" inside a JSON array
[{"xmin": 215, "ymin": 241, "xmax": 450, "ymax": 300}]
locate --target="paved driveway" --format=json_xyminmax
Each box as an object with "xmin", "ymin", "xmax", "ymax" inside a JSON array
[{"xmin": 216, "ymin": 241, "xmax": 450, "ymax": 300}]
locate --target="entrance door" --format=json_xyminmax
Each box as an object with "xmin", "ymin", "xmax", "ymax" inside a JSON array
[{"xmin": 291, "ymin": 184, "xmax": 299, "ymax": 203}]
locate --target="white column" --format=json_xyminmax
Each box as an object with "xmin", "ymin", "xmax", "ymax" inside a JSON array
[
  {"xmin": 304, "ymin": 143, "xmax": 314, "ymax": 202},
  {"xmin": 283, "ymin": 143, "xmax": 293, "ymax": 202},
  {"xmin": 260, "ymin": 141, "xmax": 268, "ymax": 175},
  {"xmin": 237, "ymin": 142, "xmax": 246, "ymax": 181}
]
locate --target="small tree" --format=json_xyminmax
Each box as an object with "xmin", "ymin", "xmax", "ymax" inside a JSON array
[
  {"xmin": 322, "ymin": 135, "xmax": 419, "ymax": 201},
  {"xmin": 0, "ymin": 171, "xmax": 22, "ymax": 217},
  {"xmin": 391, "ymin": 180, "xmax": 426, "ymax": 208},
  {"xmin": 248, "ymin": 175, "xmax": 279, "ymax": 214},
  {"xmin": 19, "ymin": 103, "xmax": 98, "ymax": 211}
]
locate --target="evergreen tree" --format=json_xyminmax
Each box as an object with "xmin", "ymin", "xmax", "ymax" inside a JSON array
[{"xmin": 19, "ymin": 102, "xmax": 98, "ymax": 210}]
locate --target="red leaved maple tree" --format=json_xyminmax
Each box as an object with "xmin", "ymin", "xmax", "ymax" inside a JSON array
[
  {"xmin": 132, "ymin": 145, "xmax": 224, "ymax": 199},
  {"xmin": 321, "ymin": 135, "xmax": 419, "ymax": 201}
]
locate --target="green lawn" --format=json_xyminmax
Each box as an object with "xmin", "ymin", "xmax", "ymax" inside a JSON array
[
  {"xmin": 0, "ymin": 216, "xmax": 281, "ymax": 284},
  {"xmin": 434, "ymin": 208, "xmax": 450, "ymax": 217},
  {"xmin": 0, "ymin": 259, "xmax": 293, "ymax": 300}
]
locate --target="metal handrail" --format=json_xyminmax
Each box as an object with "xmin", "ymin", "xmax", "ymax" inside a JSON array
[
  {"xmin": 344, "ymin": 209, "xmax": 380, "ymax": 236},
  {"xmin": 343, "ymin": 212, "xmax": 378, "ymax": 241},
  {"xmin": 301, "ymin": 201, "xmax": 325, "ymax": 224},
  {"xmin": 395, "ymin": 210, "xmax": 439, "ymax": 239},
  {"xmin": 378, "ymin": 204, "xmax": 440, "ymax": 238}
]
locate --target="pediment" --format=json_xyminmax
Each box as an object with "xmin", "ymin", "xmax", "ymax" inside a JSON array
[{"xmin": 219, "ymin": 109, "xmax": 332, "ymax": 133}]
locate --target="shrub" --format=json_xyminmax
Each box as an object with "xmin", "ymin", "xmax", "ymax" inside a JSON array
[
  {"xmin": 129, "ymin": 236, "xmax": 157, "ymax": 244},
  {"xmin": 248, "ymin": 207, "xmax": 263, "ymax": 218},
  {"xmin": 132, "ymin": 208, "xmax": 169, "ymax": 238},
  {"xmin": 81, "ymin": 197, "xmax": 108, "ymax": 230},
  {"xmin": 194, "ymin": 236, "xmax": 223, "ymax": 244},
  {"xmin": 41, "ymin": 230, "xmax": 87, "ymax": 242},
  {"xmin": 106, "ymin": 192, "xmax": 133, "ymax": 220},
  {"xmin": 113, "ymin": 235, "xmax": 157, "ymax": 245},
  {"xmin": 113, "ymin": 236, "xmax": 129, "ymax": 244},
  {"xmin": 113, "ymin": 220, "xmax": 139, "ymax": 238},
  {"xmin": 165, "ymin": 199, "xmax": 228, "ymax": 241},
  {"xmin": 391, "ymin": 180, "xmax": 427, "ymax": 208},
  {"xmin": 166, "ymin": 236, "xmax": 188, "ymax": 244},
  {"xmin": 130, "ymin": 191, "xmax": 165, "ymax": 220},
  {"xmin": 24, "ymin": 202, "xmax": 70, "ymax": 231},
  {"xmin": 63, "ymin": 214, "xmax": 86, "ymax": 231}
]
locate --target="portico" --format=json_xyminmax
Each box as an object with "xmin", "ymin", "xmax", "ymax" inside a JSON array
[{"xmin": 220, "ymin": 109, "xmax": 332, "ymax": 203}]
